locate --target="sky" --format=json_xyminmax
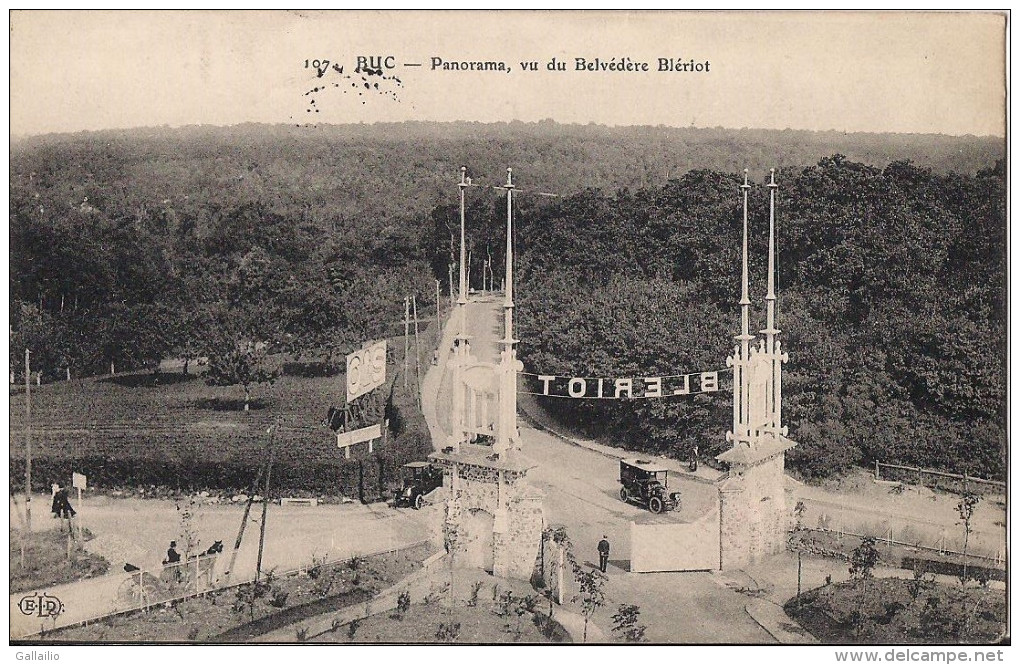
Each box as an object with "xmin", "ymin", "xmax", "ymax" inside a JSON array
[{"xmin": 9, "ymin": 10, "xmax": 1007, "ymax": 137}]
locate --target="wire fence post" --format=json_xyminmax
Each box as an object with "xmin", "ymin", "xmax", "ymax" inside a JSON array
[{"xmin": 137, "ymin": 570, "xmax": 145, "ymax": 612}]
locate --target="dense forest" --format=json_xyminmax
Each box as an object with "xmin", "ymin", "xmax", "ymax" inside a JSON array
[
  {"xmin": 9, "ymin": 122, "xmax": 1006, "ymax": 480},
  {"xmin": 509, "ymin": 159, "xmax": 1006, "ymax": 480}
]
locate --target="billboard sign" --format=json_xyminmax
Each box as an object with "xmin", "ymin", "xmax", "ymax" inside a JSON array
[{"xmin": 346, "ymin": 340, "xmax": 387, "ymax": 401}]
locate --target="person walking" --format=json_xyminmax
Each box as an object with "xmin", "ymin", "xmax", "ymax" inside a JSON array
[
  {"xmin": 51, "ymin": 484, "xmax": 62, "ymax": 519},
  {"xmin": 597, "ymin": 535, "xmax": 610, "ymax": 573},
  {"xmin": 55, "ymin": 486, "xmax": 76, "ymax": 519}
]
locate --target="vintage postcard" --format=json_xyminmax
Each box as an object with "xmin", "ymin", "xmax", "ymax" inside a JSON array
[{"xmin": 8, "ymin": 9, "xmax": 1009, "ymax": 655}]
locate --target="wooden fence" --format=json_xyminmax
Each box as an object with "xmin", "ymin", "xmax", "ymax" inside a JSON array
[
  {"xmin": 874, "ymin": 461, "xmax": 1005, "ymax": 496},
  {"xmin": 795, "ymin": 496, "xmax": 1005, "ymax": 565}
]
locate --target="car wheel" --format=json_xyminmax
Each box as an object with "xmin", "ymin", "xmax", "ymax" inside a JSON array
[
  {"xmin": 619, "ymin": 488, "xmax": 629, "ymax": 502},
  {"xmin": 413, "ymin": 494, "xmax": 424, "ymax": 510},
  {"xmin": 649, "ymin": 497, "xmax": 664, "ymax": 514}
]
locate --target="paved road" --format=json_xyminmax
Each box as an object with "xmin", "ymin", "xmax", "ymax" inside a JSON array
[
  {"xmin": 522, "ymin": 424, "xmax": 771, "ymax": 643},
  {"xmin": 433, "ymin": 297, "xmax": 773, "ymax": 643},
  {"xmin": 10, "ymin": 495, "xmax": 435, "ymax": 639}
]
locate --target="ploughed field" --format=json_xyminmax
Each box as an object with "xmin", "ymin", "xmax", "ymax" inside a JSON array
[{"xmin": 8, "ymin": 362, "xmax": 403, "ymax": 496}]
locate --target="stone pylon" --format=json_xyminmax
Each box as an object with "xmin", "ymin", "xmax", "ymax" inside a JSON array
[
  {"xmin": 716, "ymin": 169, "xmax": 797, "ymax": 570},
  {"xmin": 431, "ymin": 167, "xmax": 542, "ymax": 583}
]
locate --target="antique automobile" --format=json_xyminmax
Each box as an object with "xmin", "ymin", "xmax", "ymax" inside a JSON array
[
  {"xmin": 619, "ymin": 459, "xmax": 682, "ymax": 513},
  {"xmin": 395, "ymin": 461, "xmax": 444, "ymax": 509}
]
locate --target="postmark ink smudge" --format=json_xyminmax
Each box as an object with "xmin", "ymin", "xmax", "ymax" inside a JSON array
[{"xmin": 302, "ymin": 62, "xmax": 402, "ymax": 115}]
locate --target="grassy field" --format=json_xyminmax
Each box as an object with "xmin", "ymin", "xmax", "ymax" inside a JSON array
[
  {"xmin": 10, "ymin": 327, "xmax": 441, "ymax": 497},
  {"xmin": 9, "ymin": 527, "xmax": 110, "ymax": 594}
]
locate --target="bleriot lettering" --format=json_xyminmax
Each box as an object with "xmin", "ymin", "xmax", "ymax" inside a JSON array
[{"xmin": 522, "ymin": 370, "xmax": 728, "ymax": 399}]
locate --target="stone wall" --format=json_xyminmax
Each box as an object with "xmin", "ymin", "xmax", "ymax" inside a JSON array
[
  {"xmin": 438, "ymin": 461, "xmax": 544, "ymax": 582},
  {"xmin": 718, "ymin": 453, "xmax": 789, "ymax": 569},
  {"xmin": 538, "ymin": 537, "xmax": 566, "ymax": 604},
  {"xmin": 495, "ymin": 494, "xmax": 544, "ymax": 580}
]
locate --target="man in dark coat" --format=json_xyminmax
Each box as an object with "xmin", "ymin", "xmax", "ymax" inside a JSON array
[
  {"xmin": 51, "ymin": 486, "xmax": 62, "ymax": 519},
  {"xmin": 165, "ymin": 541, "xmax": 181, "ymax": 565},
  {"xmin": 597, "ymin": 535, "xmax": 610, "ymax": 573},
  {"xmin": 55, "ymin": 486, "xmax": 75, "ymax": 519}
]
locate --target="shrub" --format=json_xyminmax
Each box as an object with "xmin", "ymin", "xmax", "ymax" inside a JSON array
[
  {"xmin": 467, "ymin": 581, "xmax": 484, "ymax": 607},
  {"xmin": 496, "ymin": 590, "xmax": 515, "ymax": 617},
  {"xmin": 611, "ymin": 604, "xmax": 647, "ymax": 642},
  {"xmin": 849, "ymin": 537, "xmax": 879, "ymax": 581},
  {"xmin": 910, "ymin": 561, "xmax": 933, "ymax": 600},
  {"xmin": 393, "ymin": 590, "xmax": 411, "ymax": 620},
  {"xmin": 435, "ymin": 621, "xmax": 461, "ymax": 642},
  {"xmin": 307, "ymin": 553, "xmax": 326, "ymax": 579}
]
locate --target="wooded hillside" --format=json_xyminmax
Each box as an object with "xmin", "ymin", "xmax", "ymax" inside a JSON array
[{"xmin": 9, "ymin": 122, "xmax": 1005, "ymax": 480}]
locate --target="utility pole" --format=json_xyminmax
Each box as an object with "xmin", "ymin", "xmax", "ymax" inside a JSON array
[
  {"xmin": 412, "ymin": 294, "xmax": 422, "ymax": 408},
  {"xmin": 23, "ymin": 348, "xmax": 32, "ymax": 567},
  {"xmin": 403, "ymin": 296, "xmax": 410, "ymax": 389},
  {"xmin": 486, "ymin": 248, "xmax": 494, "ymax": 292},
  {"xmin": 256, "ymin": 422, "xmax": 277, "ymax": 582},
  {"xmin": 435, "ymin": 279, "xmax": 442, "ymax": 342},
  {"xmin": 448, "ymin": 264, "xmax": 455, "ymax": 307},
  {"xmin": 224, "ymin": 465, "xmax": 263, "ymax": 582}
]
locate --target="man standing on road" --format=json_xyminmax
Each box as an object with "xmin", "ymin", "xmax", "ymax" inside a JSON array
[{"xmin": 597, "ymin": 535, "xmax": 610, "ymax": 573}]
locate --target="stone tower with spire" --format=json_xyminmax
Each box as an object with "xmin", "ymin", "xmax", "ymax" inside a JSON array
[
  {"xmin": 430, "ymin": 168, "xmax": 542, "ymax": 582},
  {"xmin": 716, "ymin": 169, "xmax": 797, "ymax": 569}
]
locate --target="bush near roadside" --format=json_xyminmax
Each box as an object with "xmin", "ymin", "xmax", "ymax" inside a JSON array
[{"xmin": 786, "ymin": 577, "xmax": 1005, "ymax": 644}]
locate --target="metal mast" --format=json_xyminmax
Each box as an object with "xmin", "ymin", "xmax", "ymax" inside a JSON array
[
  {"xmin": 762, "ymin": 168, "xmax": 786, "ymax": 438},
  {"xmin": 450, "ymin": 166, "xmax": 471, "ymax": 452},
  {"xmin": 496, "ymin": 168, "xmax": 519, "ymax": 457},
  {"xmin": 737, "ymin": 169, "xmax": 754, "ymax": 446},
  {"xmin": 459, "ymin": 166, "xmax": 469, "ymax": 334}
]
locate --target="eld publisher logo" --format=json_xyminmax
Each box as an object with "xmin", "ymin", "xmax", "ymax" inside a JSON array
[{"xmin": 18, "ymin": 592, "xmax": 64, "ymax": 618}]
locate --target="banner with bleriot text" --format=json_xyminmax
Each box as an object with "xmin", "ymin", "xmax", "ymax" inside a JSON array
[{"xmin": 521, "ymin": 369, "xmax": 728, "ymax": 399}]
